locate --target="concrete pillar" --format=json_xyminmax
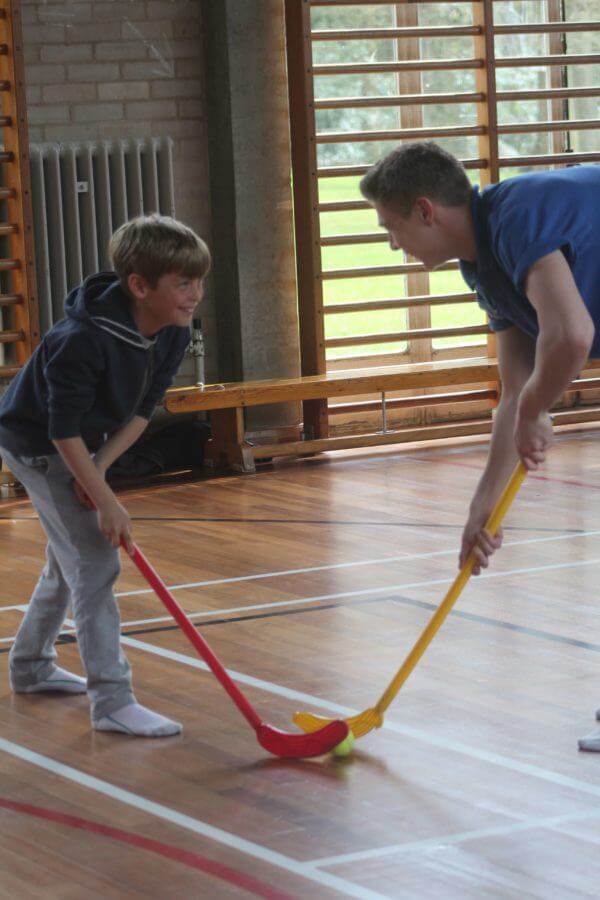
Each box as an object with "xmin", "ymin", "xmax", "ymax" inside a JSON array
[{"xmin": 203, "ymin": 0, "xmax": 301, "ymax": 433}]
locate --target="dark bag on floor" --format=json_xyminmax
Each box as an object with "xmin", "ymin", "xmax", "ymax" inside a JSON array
[{"xmin": 107, "ymin": 420, "xmax": 210, "ymax": 480}]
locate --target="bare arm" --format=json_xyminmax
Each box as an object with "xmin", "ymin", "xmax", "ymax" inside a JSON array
[
  {"xmin": 460, "ymin": 250, "xmax": 594, "ymax": 572},
  {"xmin": 93, "ymin": 415, "xmax": 148, "ymax": 475},
  {"xmin": 460, "ymin": 326, "xmax": 536, "ymax": 572},
  {"xmin": 516, "ymin": 250, "xmax": 594, "ymax": 463},
  {"xmin": 470, "ymin": 326, "xmax": 537, "ymax": 514}
]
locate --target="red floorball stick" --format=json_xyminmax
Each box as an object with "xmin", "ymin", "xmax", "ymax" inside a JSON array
[{"xmin": 126, "ymin": 542, "xmax": 349, "ymax": 759}]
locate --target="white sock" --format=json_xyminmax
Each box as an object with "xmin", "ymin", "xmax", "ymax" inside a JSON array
[
  {"xmin": 93, "ymin": 703, "xmax": 182, "ymax": 737},
  {"xmin": 578, "ymin": 727, "xmax": 600, "ymax": 752},
  {"xmin": 14, "ymin": 666, "xmax": 87, "ymax": 695}
]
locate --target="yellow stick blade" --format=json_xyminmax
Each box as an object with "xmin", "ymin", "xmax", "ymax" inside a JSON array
[
  {"xmin": 293, "ymin": 707, "xmax": 383, "ymax": 739},
  {"xmin": 293, "ymin": 712, "xmax": 335, "ymax": 733}
]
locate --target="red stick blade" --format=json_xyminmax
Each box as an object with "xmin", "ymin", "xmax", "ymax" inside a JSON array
[{"xmin": 257, "ymin": 720, "xmax": 349, "ymax": 759}]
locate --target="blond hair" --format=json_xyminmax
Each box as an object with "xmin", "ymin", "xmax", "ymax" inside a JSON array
[{"xmin": 109, "ymin": 214, "xmax": 211, "ymax": 287}]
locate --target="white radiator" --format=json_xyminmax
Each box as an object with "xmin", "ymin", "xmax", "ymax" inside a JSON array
[{"xmin": 29, "ymin": 137, "xmax": 175, "ymax": 334}]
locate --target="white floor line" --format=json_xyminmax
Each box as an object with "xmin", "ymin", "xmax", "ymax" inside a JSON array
[
  {"xmin": 0, "ymin": 737, "xmax": 388, "ymax": 900},
  {"xmin": 2, "ymin": 528, "xmax": 599, "ymax": 619},
  {"xmin": 309, "ymin": 808, "xmax": 600, "ymax": 868},
  {"xmin": 0, "ymin": 626, "xmax": 76, "ymax": 645},
  {"xmin": 115, "ymin": 553, "xmax": 430, "ymax": 598},
  {"xmin": 114, "ymin": 553, "xmax": 600, "ymax": 629},
  {"xmin": 114, "ymin": 528, "xmax": 600, "ymax": 600},
  {"xmin": 115, "ymin": 634, "xmax": 600, "ymax": 803},
  {"xmin": 3, "ymin": 553, "xmax": 600, "ymax": 643}
]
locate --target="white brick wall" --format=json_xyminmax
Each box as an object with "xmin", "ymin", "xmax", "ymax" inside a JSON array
[{"xmin": 21, "ymin": 0, "xmax": 215, "ymax": 381}]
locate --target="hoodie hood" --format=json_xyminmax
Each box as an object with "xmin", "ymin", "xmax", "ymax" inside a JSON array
[{"xmin": 64, "ymin": 271, "xmax": 155, "ymax": 350}]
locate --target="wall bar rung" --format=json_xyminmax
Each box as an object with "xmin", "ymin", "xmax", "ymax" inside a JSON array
[
  {"xmin": 323, "ymin": 260, "xmax": 459, "ymax": 280},
  {"xmin": 499, "ymin": 151, "xmax": 600, "ymax": 167},
  {"xmin": 494, "ymin": 21, "xmax": 600, "ymax": 36},
  {"xmin": 496, "ymin": 53, "xmax": 600, "ymax": 68},
  {"xmin": 321, "ymin": 232, "xmax": 387, "ymax": 247},
  {"xmin": 0, "ymin": 292, "xmax": 21, "ymax": 306},
  {"xmin": 324, "ymin": 293, "xmax": 477, "ymax": 314},
  {"xmin": 498, "ymin": 118, "xmax": 599, "ymax": 136},
  {"xmin": 311, "ymin": 25, "xmax": 483, "ymax": 41},
  {"xmin": 316, "ymin": 124, "xmax": 486, "ymax": 144},
  {"xmin": 310, "ymin": 0, "xmax": 483, "ymax": 5},
  {"xmin": 497, "ymin": 86, "xmax": 600, "ymax": 102},
  {"xmin": 325, "ymin": 324, "xmax": 490, "ymax": 349},
  {"xmin": 315, "ymin": 92, "xmax": 486, "ymax": 109},
  {"xmin": 317, "ymin": 158, "xmax": 489, "ymax": 179},
  {"xmin": 0, "ymin": 329, "xmax": 24, "ymax": 343},
  {"xmin": 313, "ymin": 59, "xmax": 485, "ymax": 76}
]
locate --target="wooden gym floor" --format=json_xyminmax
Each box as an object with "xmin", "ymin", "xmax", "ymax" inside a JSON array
[{"xmin": 2, "ymin": 433, "xmax": 600, "ymax": 899}]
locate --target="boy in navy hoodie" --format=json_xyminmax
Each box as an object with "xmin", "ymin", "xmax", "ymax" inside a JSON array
[{"xmin": 0, "ymin": 214, "xmax": 210, "ymax": 737}]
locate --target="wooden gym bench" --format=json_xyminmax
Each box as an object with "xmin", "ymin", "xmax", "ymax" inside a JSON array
[
  {"xmin": 164, "ymin": 357, "xmax": 502, "ymax": 473},
  {"xmin": 164, "ymin": 356, "xmax": 600, "ymax": 474}
]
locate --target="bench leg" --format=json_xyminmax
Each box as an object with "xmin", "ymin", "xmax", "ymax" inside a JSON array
[
  {"xmin": 0, "ymin": 456, "xmax": 23, "ymax": 496},
  {"xmin": 302, "ymin": 399, "xmax": 329, "ymax": 440},
  {"xmin": 205, "ymin": 408, "xmax": 256, "ymax": 473}
]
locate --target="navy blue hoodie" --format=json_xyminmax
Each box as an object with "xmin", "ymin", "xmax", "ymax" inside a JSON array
[{"xmin": 0, "ymin": 272, "xmax": 191, "ymax": 456}]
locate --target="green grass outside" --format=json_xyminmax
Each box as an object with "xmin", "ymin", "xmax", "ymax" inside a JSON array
[{"xmin": 318, "ymin": 176, "xmax": 487, "ymax": 360}]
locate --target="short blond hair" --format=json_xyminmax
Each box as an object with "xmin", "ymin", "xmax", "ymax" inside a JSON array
[{"xmin": 109, "ymin": 214, "xmax": 211, "ymax": 287}]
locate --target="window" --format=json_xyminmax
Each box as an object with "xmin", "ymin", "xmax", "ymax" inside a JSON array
[{"xmin": 285, "ymin": 0, "xmax": 599, "ymax": 437}]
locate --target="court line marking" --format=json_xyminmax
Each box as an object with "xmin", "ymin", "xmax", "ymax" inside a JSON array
[
  {"xmin": 93, "ymin": 555, "xmax": 600, "ymax": 627},
  {"xmin": 113, "ymin": 528, "xmax": 600, "ymax": 601},
  {"xmin": 112, "ymin": 635, "xmax": 600, "ymax": 804},
  {"xmin": 2, "ymin": 553, "xmax": 600, "ymax": 645},
  {"xmin": 0, "ymin": 798, "xmax": 294, "ymax": 900},
  {"xmin": 2, "ymin": 528, "xmax": 599, "ymax": 618},
  {"xmin": 113, "ymin": 553, "xmax": 600, "ymax": 629},
  {"xmin": 0, "ymin": 737, "xmax": 388, "ymax": 900},
  {"xmin": 309, "ymin": 808, "xmax": 600, "ymax": 868}
]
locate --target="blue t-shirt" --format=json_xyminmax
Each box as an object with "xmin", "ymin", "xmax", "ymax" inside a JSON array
[{"xmin": 459, "ymin": 167, "xmax": 600, "ymax": 357}]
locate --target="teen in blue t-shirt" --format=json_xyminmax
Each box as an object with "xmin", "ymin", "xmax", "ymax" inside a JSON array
[
  {"xmin": 460, "ymin": 166, "xmax": 600, "ymax": 354},
  {"xmin": 360, "ymin": 141, "xmax": 600, "ymax": 752}
]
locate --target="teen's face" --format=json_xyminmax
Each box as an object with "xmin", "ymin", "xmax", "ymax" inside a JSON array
[
  {"xmin": 136, "ymin": 272, "xmax": 204, "ymax": 331},
  {"xmin": 375, "ymin": 199, "xmax": 448, "ymax": 270}
]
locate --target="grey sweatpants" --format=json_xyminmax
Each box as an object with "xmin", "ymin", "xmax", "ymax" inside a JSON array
[{"xmin": 2, "ymin": 447, "xmax": 135, "ymax": 720}]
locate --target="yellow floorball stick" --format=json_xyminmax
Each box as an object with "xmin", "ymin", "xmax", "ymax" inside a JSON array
[{"xmin": 294, "ymin": 461, "xmax": 528, "ymax": 740}]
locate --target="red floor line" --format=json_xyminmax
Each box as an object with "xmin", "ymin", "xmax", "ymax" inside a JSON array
[
  {"xmin": 409, "ymin": 455, "xmax": 600, "ymax": 492},
  {"xmin": 0, "ymin": 798, "xmax": 294, "ymax": 900}
]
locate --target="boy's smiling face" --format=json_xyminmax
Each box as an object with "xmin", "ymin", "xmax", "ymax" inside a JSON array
[{"xmin": 128, "ymin": 271, "xmax": 204, "ymax": 335}]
